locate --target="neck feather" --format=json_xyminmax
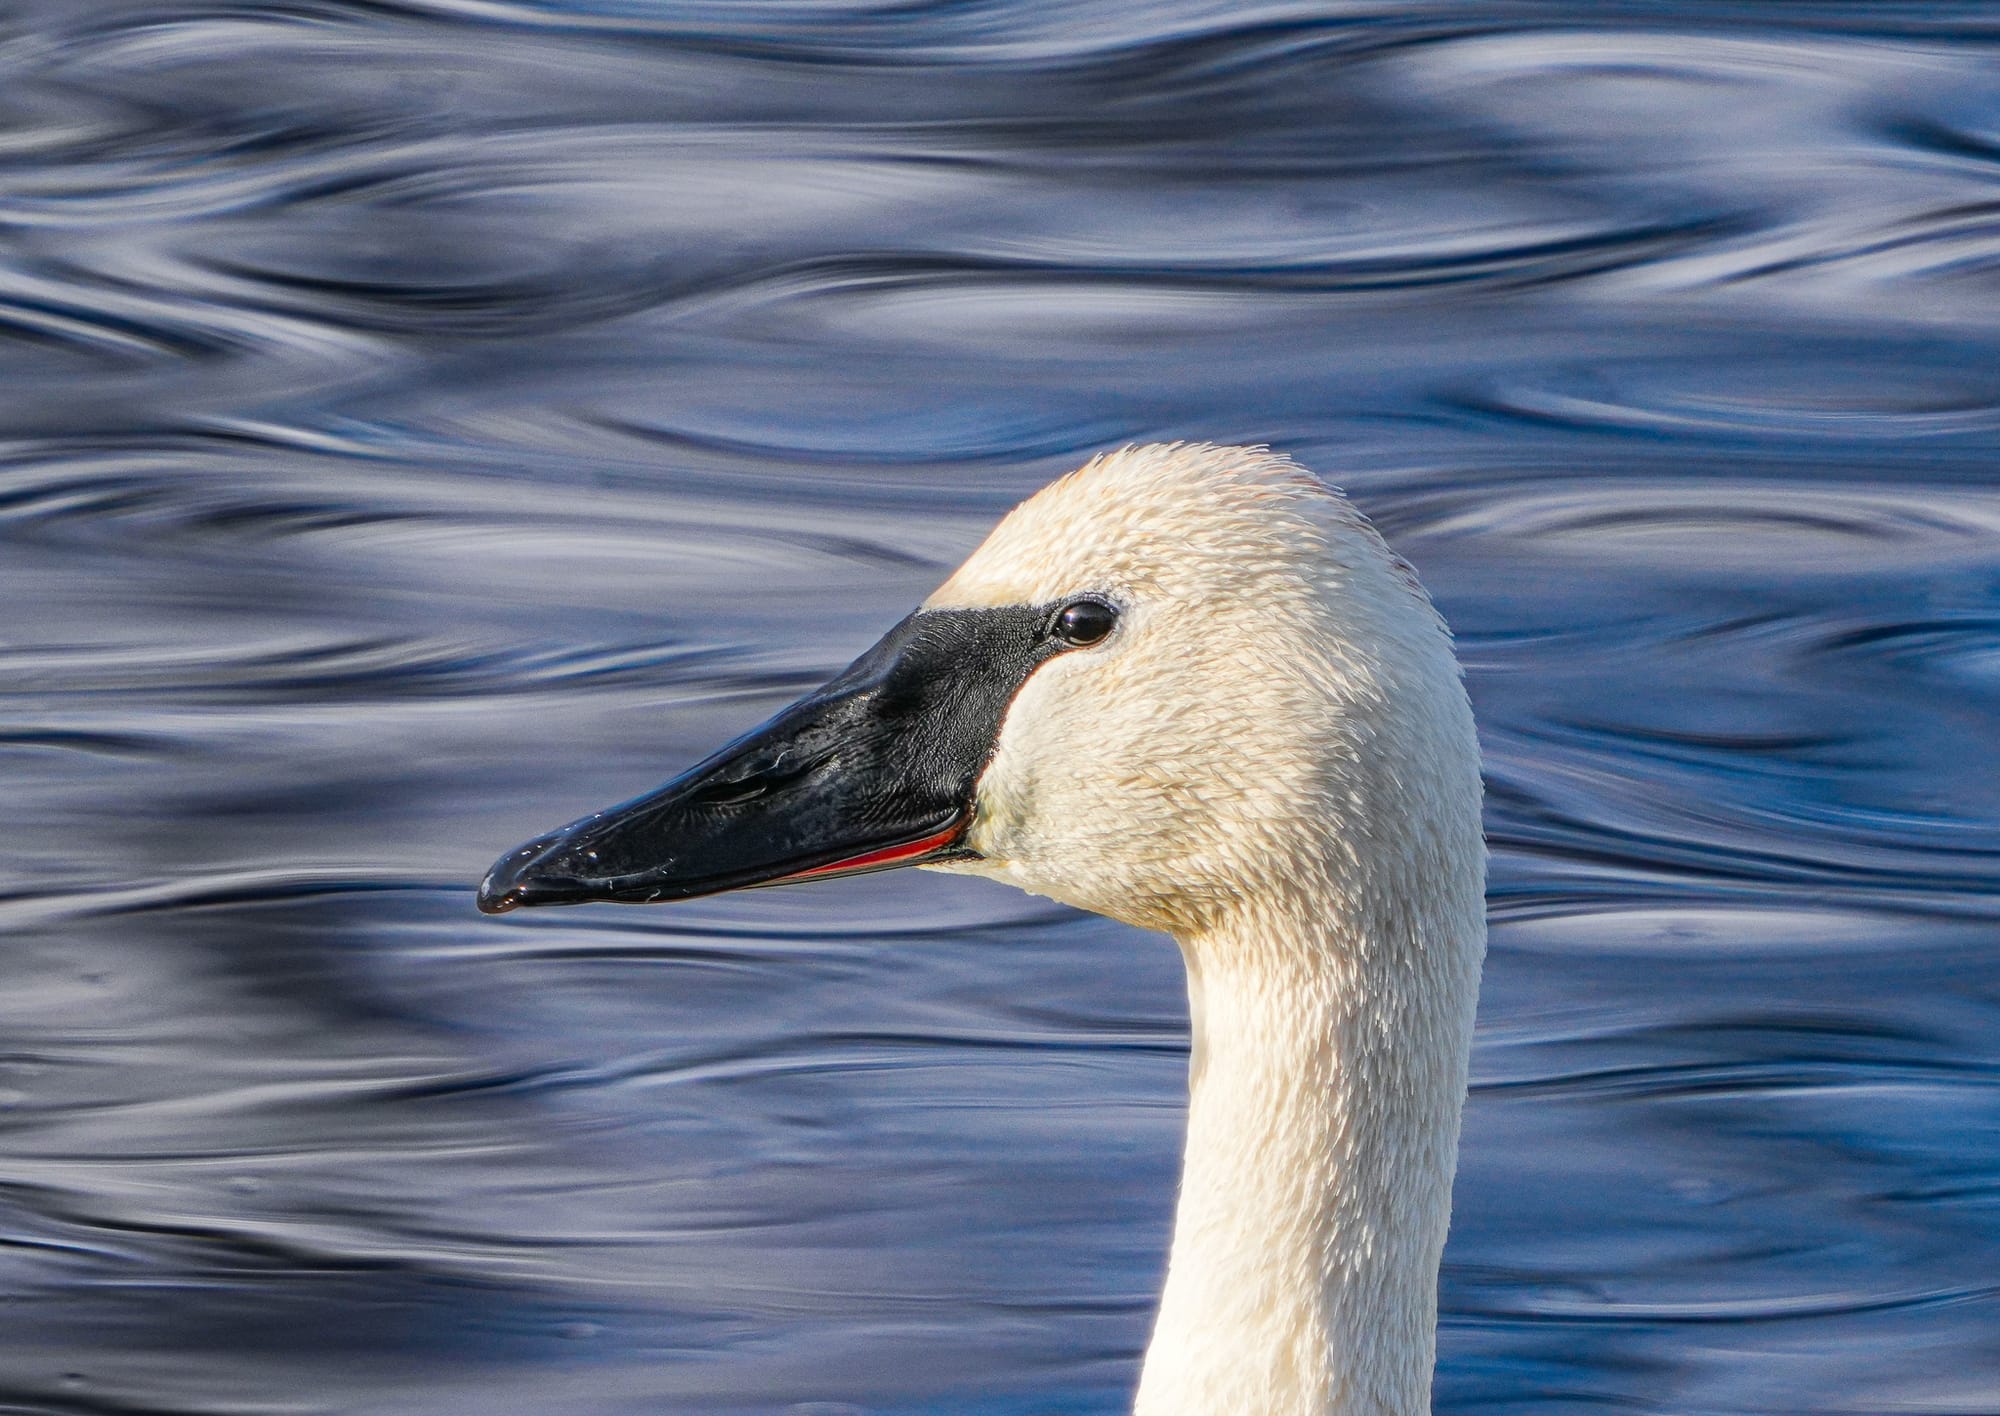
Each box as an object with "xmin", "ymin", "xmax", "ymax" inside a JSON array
[{"xmin": 1132, "ymin": 884, "xmax": 1480, "ymax": 1416}]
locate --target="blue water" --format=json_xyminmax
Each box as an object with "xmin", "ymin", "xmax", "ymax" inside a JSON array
[{"xmin": 5, "ymin": 3, "xmax": 1999, "ymax": 1412}]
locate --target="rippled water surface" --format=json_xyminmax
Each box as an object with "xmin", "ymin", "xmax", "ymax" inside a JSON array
[{"xmin": 6, "ymin": 3, "xmax": 2000, "ymax": 1412}]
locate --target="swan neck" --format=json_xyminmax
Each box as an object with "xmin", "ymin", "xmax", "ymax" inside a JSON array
[{"xmin": 1133, "ymin": 902, "xmax": 1476, "ymax": 1416}]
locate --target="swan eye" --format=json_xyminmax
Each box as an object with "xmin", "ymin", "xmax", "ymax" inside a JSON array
[{"xmin": 1053, "ymin": 598, "xmax": 1118, "ymax": 647}]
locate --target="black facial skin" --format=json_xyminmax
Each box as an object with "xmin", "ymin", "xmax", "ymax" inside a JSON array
[{"xmin": 476, "ymin": 598, "xmax": 1118, "ymax": 913}]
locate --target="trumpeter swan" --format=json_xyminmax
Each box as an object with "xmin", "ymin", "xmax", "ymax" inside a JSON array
[{"xmin": 478, "ymin": 443, "xmax": 1486, "ymax": 1416}]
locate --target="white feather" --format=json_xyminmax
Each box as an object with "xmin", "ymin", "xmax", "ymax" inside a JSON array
[{"xmin": 924, "ymin": 444, "xmax": 1487, "ymax": 1416}]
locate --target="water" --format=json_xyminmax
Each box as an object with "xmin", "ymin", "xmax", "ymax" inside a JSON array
[{"xmin": 4, "ymin": 3, "xmax": 1999, "ymax": 1411}]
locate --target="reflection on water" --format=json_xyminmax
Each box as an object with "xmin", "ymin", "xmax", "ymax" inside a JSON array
[{"xmin": 4, "ymin": 2, "xmax": 1998, "ymax": 1412}]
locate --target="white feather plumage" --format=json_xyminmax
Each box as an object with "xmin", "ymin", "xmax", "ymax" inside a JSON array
[{"xmin": 925, "ymin": 444, "xmax": 1486, "ymax": 1416}]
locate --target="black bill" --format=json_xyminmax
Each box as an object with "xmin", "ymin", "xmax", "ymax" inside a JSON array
[{"xmin": 476, "ymin": 603, "xmax": 1066, "ymax": 913}]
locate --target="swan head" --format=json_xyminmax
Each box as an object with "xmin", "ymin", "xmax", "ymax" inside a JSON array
[{"xmin": 479, "ymin": 443, "xmax": 1479, "ymax": 944}]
